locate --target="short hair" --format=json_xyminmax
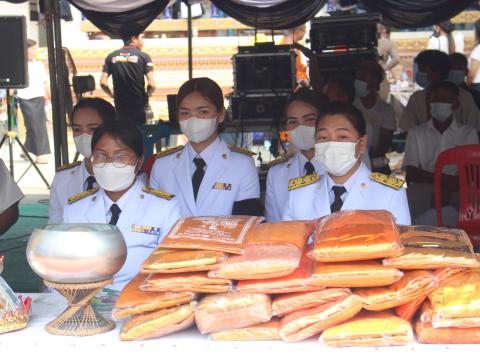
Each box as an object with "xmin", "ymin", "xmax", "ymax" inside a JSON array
[
  {"xmin": 449, "ymin": 52, "xmax": 468, "ymax": 70},
  {"xmin": 284, "ymin": 88, "xmax": 328, "ymax": 118},
  {"xmin": 316, "ymin": 102, "xmax": 366, "ymax": 136},
  {"xmin": 414, "ymin": 50, "xmax": 451, "ymax": 80},
  {"xmin": 71, "ymin": 97, "xmax": 116, "ymax": 126},
  {"xmin": 122, "ymin": 34, "xmax": 140, "ymax": 45},
  {"xmin": 428, "ymin": 81, "xmax": 460, "ymax": 98},
  {"xmin": 91, "ymin": 121, "xmax": 144, "ymax": 158},
  {"xmin": 26, "ymin": 39, "xmax": 36, "ymax": 48},
  {"xmin": 325, "ymin": 76, "xmax": 355, "ymax": 104},
  {"xmin": 358, "ymin": 60, "xmax": 385, "ymax": 84},
  {"xmin": 177, "ymin": 77, "xmax": 224, "ymax": 113}
]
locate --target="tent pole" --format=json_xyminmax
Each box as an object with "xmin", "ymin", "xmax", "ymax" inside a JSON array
[{"xmin": 187, "ymin": 1, "xmax": 193, "ymax": 80}]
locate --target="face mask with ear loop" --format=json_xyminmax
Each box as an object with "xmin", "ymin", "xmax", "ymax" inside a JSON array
[
  {"xmin": 314, "ymin": 140, "xmax": 361, "ymax": 177},
  {"xmin": 180, "ymin": 116, "xmax": 218, "ymax": 143},
  {"xmin": 93, "ymin": 162, "xmax": 138, "ymax": 192}
]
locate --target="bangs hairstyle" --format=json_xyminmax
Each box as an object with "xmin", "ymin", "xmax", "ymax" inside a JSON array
[
  {"xmin": 176, "ymin": 77, "xmax": 224, "ymax": 113},
  {"xmin": 358, "ymin": 60, "xmax": 385, "ymax": 84},
  {"xmin": 71, "ymin": 98, "xmax": 116, "ymax": 126},
  {"xmin": 325, "ymin": 76, "xmax": 355, "ymax": 104},
  {"xmin": 316, "ymin": 102, "xmax": 367, "ymax": 137},
  {"xmin": 449, "ymin": 52, "xmax": 468, "ymax": 70},
  {"xmin": 428, "ymin": 81, "xmax": 460, "ymax": 98},
  {"xmin": 91, "ymin": 121, "xmax": 144, "ymax": 158},
  {"xmin": 415, "ymin": 50, "xmax": 451, "ymax": 80},
  {"xmin": 284, "ymin": 88, "xmax": 328, "ymax": 118}
]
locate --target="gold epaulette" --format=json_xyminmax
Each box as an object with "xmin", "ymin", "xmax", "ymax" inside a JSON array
[
  {"xmin": 68, "ymin": 188, "xmax": 99, "ymax": 204},
  {"xmin": 267, "ymin": 153, "xmax": 295, "ymax": 168},
  {"xmin": 370, "ymin": 172, "xmax": 405, "ymax": 190},
  {"xmin": 288, "ymin": 173, "xmax": 321, "ymax": 191},
  {"xmin": 142, "ymin": 187, "xmax": 175, "ymax": 200},
  {"xmin": 56, "ymin": 161, "xmax": 81, "ymax": 173},
  {"xmin": 228, "ymin": 145, "xmax": 256, "ymax": 157},
  {"xmin": 154, "ymin": 145, "xmax": 184, "ymax": 159}
]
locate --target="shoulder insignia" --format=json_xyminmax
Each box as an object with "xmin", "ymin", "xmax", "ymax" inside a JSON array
[
  {"xmin": 370, "ymin": 172, "xmax": 405, "ymax": 190},
  {"xmin": 154, "ymin": 145, "xmax": 184, "ymax": 159},
  {"xmin": 228, "ymin": 145, "xmax": 256, "ymax": 157},
  {"xmin": 56, "ymin": 161, "xmax": 82, "ymax": 173},
  {"xmin": 288, "ymin": 173, "xmax": 321, "ymax": 191},
  {"xmin": 68, "ymin": 188, "xmax": 98, "ymax": 204},
  {"xmin": 267, "ymin": 153, "xmax": 295, "ymax": 168},
  {"xmin": 142, "ymin": 187, "xmax": 175, "ymax": 200}
]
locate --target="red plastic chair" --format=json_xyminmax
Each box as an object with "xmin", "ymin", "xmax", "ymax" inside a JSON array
[
  {"xmin": 434, "ymin": 144, "xmax": 480, "ymax": 248},
  {"xmin": 143, "ymin": 154, "xmax": 156, "ymax": 178}
]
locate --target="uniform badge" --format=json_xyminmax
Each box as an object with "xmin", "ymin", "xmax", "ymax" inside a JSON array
[
  {"xmin": 288, "ymin": 173, "xmax": 321, "ymax": 191},
  {"xmin": 131, "ymin": 225, "xmax": 161, "ymax": 236},
  {"xmin": 212, "ymin": 182, "xmax": 232, "ymax": 191}
]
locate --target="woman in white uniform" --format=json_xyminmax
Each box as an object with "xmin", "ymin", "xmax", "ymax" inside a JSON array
[
  {"xmin": 48, "ymin": 98, "xmax": 115, "ymax": 224},
  {"xmin": 265, "ymin": 88, "xmax": 327, "ymax": 222},
  {"xmin": 63, "ymin": 122, "xmax": 182, "ymax": 291},
  {"xmin": 283, "ymin": 102, "xmax": 411, "ymax": 225},
  {"xmin": 149, "ymin": 77, "xmax": 262, "ymax": 217}
]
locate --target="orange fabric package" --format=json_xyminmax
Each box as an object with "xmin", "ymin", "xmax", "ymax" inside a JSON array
[
  {"xmin": 141, "ymin": 249, "xmax": 227, "ymax": 273},
  {"xmin": 120, "ymin": 303, "xmax": 195, "ymax": 341},
  {"xmin": 355, "ymin": 270, "xmax": 438, "ymax": 311},
  {"xmin": 208, "ymin": 221, "xmax": 315, "ymax": 280},
  {"xmin": 195, "ymin": 292, "xmax": 272, "ymax": 334},
  {"xmin": 210, "ymin": 320, "xmax": 281, "ymax": 341},
  {"xmin": 278, "ymin": 294, "xmax": 363, "ymax": 342},
  {"xmin": 140, "ymin": 272, "xmax": 232, "ymax": 293},
  {"xmin": 113, "ymin": 274, "xmax": 196, "ymax": 320},
  {"xmin": 311, "ymin": 260, "xmax": 404, "ymax": 288},
  {"xmin": 309, "ymin": 210, "xmax": 403, "ymax": 262},
  {"xmin": 159, "ymin": 216, "xmax": 263, "ymax": 254},
  {"xmin": 384, "ymin": 226, "xmax": 479, "ymax": 270},
  {"xmin": 272, "ymin": 288, "xmax": 351, "ymax": 317}
]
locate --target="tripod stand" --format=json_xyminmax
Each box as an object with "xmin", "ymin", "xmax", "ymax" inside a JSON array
[{"xmin": 0, "ymin": 90, "xmax": 50, "ymax": 189}]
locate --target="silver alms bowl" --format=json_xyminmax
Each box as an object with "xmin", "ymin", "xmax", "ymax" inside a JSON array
[{"xmin": 26, "ymin": 223, "xmax": 127, "ymax": 284}]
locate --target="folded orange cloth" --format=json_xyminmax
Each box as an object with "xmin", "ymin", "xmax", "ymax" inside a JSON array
[
  {"xmin": 141, "ymin": 249, "xmax": 227, "ymax": 273},
  {"xmin": 278, "ymin": 294, "xmax": 363, "ymax": 342},
  {"xmin": 320, "ymin": 311, "xmax": 413, "ymax": 347},
  {"xmin": 309, "ymin": 210, "xmax": 402, "ymax": 262},
  {"xmin": 272, "ymin": 288, "xmax": 351, "ymax": 317},
  {"xmin": 140, "ymin": 272, "xmax": 232, "ymax": 293},
  {"xmin": 210, "ymin": 320, "xmax": 281, "ymax": 341},
  {"xmin": 159, "ymin": 216, "xmax": 263, "ymax": 254},
  {"xmin": 208, "ymin": 221, "xmax": 315, "ymax": 280},
  {"xmin": 355, "ymin": 270, "xmax": 438, "ymax": 311},
  {"xmin": 311, "ymin": 260, "xmax": 403, "ymax": 288},
  {"xmin": 120, "ymin": 303, "xmax": 195, "ymax": 341},
  {"xmin": 113, "ymin": 274, "xmax": 196, "ymax": 320},
  {"xmin": 195, "ymin": 292, "xmax": 272, "ymax": 334}
]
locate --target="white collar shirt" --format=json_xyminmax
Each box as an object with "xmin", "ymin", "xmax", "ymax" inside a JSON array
[
  {"xmin": 326, "ymin": 164, "xmax": 361, "ymax": 205},
  {"xmin": 186, "ymin": 136, "xmax": 222, "ymax": 177},
  {"xmin": 101, "ymin": 178, "xmax": 139, "ymax": 223}
]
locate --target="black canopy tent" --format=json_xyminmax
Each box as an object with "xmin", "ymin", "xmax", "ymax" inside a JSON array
[{"xmin": 1, "ymin": 0, "xmax": 476, "ymax": 169}]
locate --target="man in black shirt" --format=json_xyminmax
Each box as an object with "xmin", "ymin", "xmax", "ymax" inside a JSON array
[{"xmin": 100, "ymin": 33, "xmax": 155, "ymax": 125}]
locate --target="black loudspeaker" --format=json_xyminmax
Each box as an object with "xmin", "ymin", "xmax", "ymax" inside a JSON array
[{"xmin": 0, "ymin": 16, "xmax": 28, "ymax": 89}]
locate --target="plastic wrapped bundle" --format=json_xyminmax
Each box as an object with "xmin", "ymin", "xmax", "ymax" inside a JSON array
[
  {"xmin": 159, "ymin": 216, "xmax": 263, "ymax": 254},
  {"xmin": 355, "ymin": 270, "xmax": 438, "ymax": 311},
  {"xmin": 0, "ymin": 275, "xmax": 31, "ymax": 334},
  {"xmin": 141, "ymin": 249, "xmax": 227, "ymax": 273},
  {"xmin": 320, "ymin": 311, "xmax": 413, "ymax": 347},
  {"xmin": 208, "ymin": 221, "xmax": 315, "ymax": 280},
  {"xmin": 113, "ymin": 274, "xmax": 196, "ymax": 320},
  {"xmin": 311, "ymin": 260, "xmax": 404, "ymax": 288},
  {"xmin": 309, "ymin": 210, "xmax": 402, "ymax": 262},
  {"xmin": 120, "ymin": 303, "xmax": 195, "ymax": 341},
  {"xmin": 195, "ymin": 292, "xmax": 272, "ymax": 334},
  {"xmin": 383, "ymin": 226, "xmax": 479, "ymax": 269},
  {"xmin": 140, "ymin": 272, "xmax": 232, "ymax": 293},
  {"xmin": 278, "ymin": 294, "xmax": 363, "ymax": 342},
  {"xmin": 210, "ymin": 320, "xmax": 280, "ymax": 341}
]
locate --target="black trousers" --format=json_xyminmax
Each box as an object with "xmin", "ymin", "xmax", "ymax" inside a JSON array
[
  {"xmin": 115, "ymin": 102, "xmax": 146, "ymax": 125},
  {"xmin": 18, "ymin": 97, "xmax": 51, "ymax": 156}
]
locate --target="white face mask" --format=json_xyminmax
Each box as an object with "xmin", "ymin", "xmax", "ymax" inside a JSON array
[
  {"xmin": 430, "ymin": 102, "xmax": 453, "ymax": 122},
  {"xmin": 73, "ymin": 133, "xmax": 93, "ymax": 159},
  {"xmin": 93, "ymin": 162, "xmax": 137, "ymax": 192},
  {"xmin": 289, "ymin": 125, "xmax": 316, "ymax": 151},
  {"xmin": 180, "ymin": 116, "xmax": 217, "ymax": 143},
  {"xmin": 354, "ymin": 79, "xmax": 369, "ymax": 98},
  {"xmin": 314, "ymin": 141, "xmax": 359, "ymax": 176}
]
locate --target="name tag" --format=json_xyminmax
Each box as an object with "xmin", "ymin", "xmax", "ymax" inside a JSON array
[
  {"xmin": 212, "ymin": 182, "xmax": 232, "ymax": 191},
  {"xmin": 131, "ymin": 225, "xmax": 161, "ymax": 236}
]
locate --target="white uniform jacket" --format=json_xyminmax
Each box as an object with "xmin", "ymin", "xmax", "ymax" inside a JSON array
[
  {"xmin": 282, "ymin": 162, "xmax": 411, "ymax": 225},
  {"xmin": 62, "ymin": 178, "xmax": 182, "ymax": 291}
]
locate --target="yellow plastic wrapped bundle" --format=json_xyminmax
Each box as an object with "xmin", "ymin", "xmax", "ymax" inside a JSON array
[
  {"xmin": 140, "ymin": 272, "xmax": 232, "ymax": 293},
  {"xmin": 210, "ymin": 320, "xmax": 281, "ymax": 341},
  {"xmin": 0, "ymin": 271, "xmax": 31, "ymax": 334},
  {"xmin": 383, "ymin": 226, "xmax": 479, "ymax": 269},
  {"xmin": 320, "ymin": 311, "xmax": 413, "ymax": 347},
  {"xmin": 141, "ymin": 249, "xmax": 227, "ymax": 273}
]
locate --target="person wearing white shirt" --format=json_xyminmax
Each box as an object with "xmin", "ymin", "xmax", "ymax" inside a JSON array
[
  {"xmin": 468, "ymin": 20, "xmax": 480, "ymax": 91},
  {"xmin": 0, "ymin": 159, "xmax": 24, "ymax": 235},
  {"xmin": 427, "ymin": 21, "xmax": 464, "ymax": 55},
  {"xmin": 403, "ymin": 81, "xmax": 479, "ymax": 226},
  {"xmin": 265, "ymin": 89, "xmax": 327, "ymax": 222}
]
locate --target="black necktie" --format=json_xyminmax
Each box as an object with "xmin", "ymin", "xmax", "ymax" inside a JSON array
[
  {"xmin": 304, "ymin": 161, "xmax": 315, "ymax": 176},
  {"xmin": 86, "ymin": 176, "xmax": 96, "ymax": 191},
  {"xmin": 109, "ymin": 204, "xmax": 121, "ymax": 225},
  {"xmin": 330, "ymin": 186, "xmax": 346, "ymax": 213},
  {"xmin": 192, "ymin": 157, "xmax": 206, "ymax": 201}
]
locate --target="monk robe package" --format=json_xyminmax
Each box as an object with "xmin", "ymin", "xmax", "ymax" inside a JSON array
[
  {"xmin": 208, "ymin": 220, "xmax": 315, "ymax": 280},
  {"xmin": 210, "ymin": 320, "xmax": 281, "ymax": 341},
  {"xmin": 142, "ymin": 249, "xmax": 227, "ymax": 273},
  {"xmin": 195, "ymin": 292, "xmax": 272, "ymax": 334},
  {"xmin": 384, "ymin": 226, "xmax": 479, "ymax": 269},
  {"xmin": 141, "ymin": 272, "xmax": 232, "ymax": 293},
  {"xmin": 159, "ymin": 216, "xmax": 263, "ymax": 254},
  {"xmin": 320, "ymin": 311, "xmax": 413, "ymax": 347},
  {"xmin": 309, "ymin": 210, "xmax": 402, "ymax": 262},
  {"xmin": 120, "ymin": 303, "xmax": 195, "ymax": 341},
  {"xmin": 113, "ymin": 274, "xmax": 196, "ymax": 319}
]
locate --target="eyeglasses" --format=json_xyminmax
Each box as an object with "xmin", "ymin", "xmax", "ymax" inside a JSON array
[{"xmin": 91, "ymin": 152, "xmax": 136, "ymax": 168}]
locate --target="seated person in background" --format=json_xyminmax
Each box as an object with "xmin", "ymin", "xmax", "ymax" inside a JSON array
[
  {"xmin": 323, "ymin": 76, "xmax": 355, "ymax": 104},
  {"xmin": 400, "ymin": 50, "xmax": 480, "ymax": 132},
  {"xmin": 448, "ymin": 52, "xmax": 480, "ymax": 110},
  {"xmin": 403, "ymin": 81, "xmax": 479, "ymax": 226},
  {"xmin": 353, "ymin": 61, "xmax": 396, "ymax": 173},
  {"xmin": 0, "ymin": 159, "xmax": 24, "ymax": 236},
  {"xmin": 48, "ymin": 98, "xmax": 116, "ymax": 224}
]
